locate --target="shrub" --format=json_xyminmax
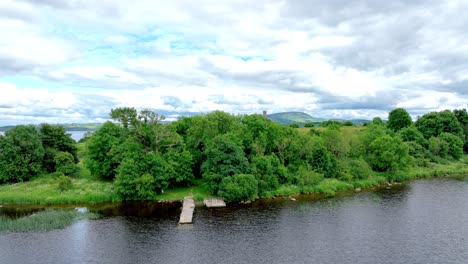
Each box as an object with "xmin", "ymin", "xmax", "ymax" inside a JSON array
[
  {"xmin": 304, "ymin": 122, "xmax": 314, "ymax": 128},
  {"xmin": 289, "ymin": 123, "xmax": 300, "ymax": 128},
  {"xmin": 54, "ymin": 151, "xmax": 77, "ymax": 175},
  {"xmin": 57, "ymin": 175, "xmax": 73, "ymax": 192},
  {"xmin": 218, "ymin": 174, "xmax": 258, "ymax": 203},
  {"xmin": 295, "ymin": 166, "xmax": 323, "ymax": 187}
]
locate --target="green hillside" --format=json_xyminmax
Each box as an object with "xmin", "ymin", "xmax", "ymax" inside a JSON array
[
  {"xmin": 267, "ymin": 112, "xmax": 324, "ymax": 125},
  {"xmin": 267, "ymin": 112, "xmax": 369, "ymax": 126}
]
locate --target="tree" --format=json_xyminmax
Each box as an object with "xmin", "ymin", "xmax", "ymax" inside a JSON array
[
  {"xmin": 387, "ymin": 108, "xmax": 412, "ymax": 132},
  {"xmin": 201, "ymin": 134, "xmax": 249, "ymax": 192},
  {"xmin": 110, "ymin": 107, "xmax": 137, "ymax": 129},
  {"xmin": 304, "ymin": 122, "xmax": 314, "ymax": 128},
  {"xmin": 372, "ymin": 117, "xmax": 384, "ymax": 125},
  {"xmin": 54, "ymin": 151, "xmax": 76, "ymax": 175},
  {"xmin": 453, "ymin": 109, "xmax": 468, "ymax": 153},
  {"xmin": 39, "ymin": 124, "xmax": 78, "ymax": 173},
  {"xmin": 439, "ymin": 133, "xmax": 463, "ymax": 159},
  {"xmin": 218, "ymin": 174, "xmax": 258, "ymax": 203},
  {"xmin": 367, "ymin": 135, "xmax": 412, "ymax": 172},
  {"xmin": 0, "ymin": 126, "xmax": 44, "ymax": 183},
  {"xmin": 415, "ymin": 110, "xmax": 463, "ymax": 140},
  {"xmin": 115, "ymin": 146, "xmax": 171, "ymax": 200},
  {"xmin": 86, "ymin": 121, "xmax": 124, "ymax": 180}
]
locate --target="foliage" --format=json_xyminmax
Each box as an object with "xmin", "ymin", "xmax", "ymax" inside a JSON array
[
  {"xmin": 0, "ymin": 125, "xmax": 44, "ymax": 183},
  {"xmin": 439, "ymin": 133, "xmax": 463, "ymax": 159},
  {"xmin": 415, "ymin": 110, "xmax": 463, "ymax": 140},
  {"xmin": 39, "ymin": 124, "xmax": 78, "ymax": 173},
  {"xmin": 372, "ymin": 117, "xmax": 384, "ymax": 125},
  {"xmin": 54, "ymin": 151, "xmax": 77, "ymax": 175},
  {"xmin": 367, "ymin": 135, "xmax": 412, "ymax": 172},
  {"xmin": 110, "ymin": 107, "xmax": 137, "ymax": 129},
  {"xmin": 342, "ymin": 158, "xmax": 373, "ymax": 180},
  {"xmin": 387, "ymin": 108, "xmax": 412, "ymax": 132},
  {"xmin": 295, "ymin": 166, "xmax": 324, "ymax": 187},
  {"xmin": 201, "ymin": 134, "xmax": 249, "ymax": 192},
  {"xmin": 218, "ymin": 174, "xmax": 258, "ymax": 203},
  {"xmin": 57, "ymin": 175, "xmax": 73, "ymax": 192},
  {"xmin": 289, "ymin": 123, "xmax": 300, "ymax": 128},
  {"xmin": 86, "ymin": 121, "xmax": 123, "ymax": 180},
  {"xmin": 453, "ymin": 109, "xmax": 468, "ymax": 153},
  {"xmin": 304, "ymin": 122, "xmax": 314, "ymax": 128},
  {"xmin": 115, "ymin": 146, "xmax": 170, "ymax": 200},
  {"xmin": 251, "ymin": 154, "xmax": 282, "ymax": 194},
  {"xmin": 321, "ymin": 126, "xmax": 345, "ymax": 158}
]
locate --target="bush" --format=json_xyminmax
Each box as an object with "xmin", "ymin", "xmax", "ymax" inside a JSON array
[
  {"xmin": 57, "ymin": 175, "xmax": 73, "ymax": 192},
  {"xmin": 304, "ymin": 122, "xmax": 314, "ymax": 128},
  {"xmin": 218, "ymin": 174, "xmax": 258, "ymax": 203},
  {"xmin": 344, "ymin": 158, "xmax": 373, "ymax": 179},
  {"xmin": 54, "ymin": 151, "xmax": 77, "ymax": 175},
  {"xmin": 289, "ymin": 123, "xmax": 300, "ymax": 128},
  {"xmin": 295, "ymin": 166, "xmax": 323, "ymax": 187}
]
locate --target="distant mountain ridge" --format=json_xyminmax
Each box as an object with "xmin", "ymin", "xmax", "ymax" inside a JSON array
[{"xmin": 267, "ymin": 111, "xmax": 368, "ymax": 126}]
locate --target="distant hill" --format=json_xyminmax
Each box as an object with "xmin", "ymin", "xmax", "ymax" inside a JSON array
[
  {"xmin": 267, "ymin": 112, "xmax": 325, "ymax": 125},
  {"xmin": 267, "ymin": 112, "xmax": 369, "ymax": 126}
]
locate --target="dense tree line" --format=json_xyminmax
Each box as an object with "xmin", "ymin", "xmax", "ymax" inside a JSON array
[
  {"xmin": 0, "ymin": 124, "xmax": 77, "ymax": 183},
  {"xmin": 0, "ymin": 107, "xmax": 465, "ymax": 203}
]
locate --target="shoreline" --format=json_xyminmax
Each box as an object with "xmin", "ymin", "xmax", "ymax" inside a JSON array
[{"xmin": 1, "ymin": 171, "xmax": 466, "ymax": 207}]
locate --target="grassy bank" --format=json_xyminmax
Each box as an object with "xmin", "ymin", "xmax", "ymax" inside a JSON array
[
  {"xmin": 0, "ymin": 175, "xmax": 119, "ymax": 204},
  {"xmin": 0, "ymin": 209, "xmax": 97, "ymax": 232}
]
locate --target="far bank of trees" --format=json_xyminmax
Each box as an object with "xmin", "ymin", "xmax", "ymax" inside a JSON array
[{"xmin": 0, "ymin": 107, "xmax": 466, "ymax": 203}]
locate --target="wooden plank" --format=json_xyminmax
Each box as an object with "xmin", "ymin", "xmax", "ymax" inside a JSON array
[
  {"xmin": 203, "ymin": 198, "xmax": 226, "ymax": 208},
  {"xmin": 179, "ymin": 197, "xmax": 195, "ymax": 224}
]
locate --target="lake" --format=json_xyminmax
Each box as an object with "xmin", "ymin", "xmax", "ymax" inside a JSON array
[{"xmin": 1, "ymin": 177, "xmax": 467, "ymax": 264}]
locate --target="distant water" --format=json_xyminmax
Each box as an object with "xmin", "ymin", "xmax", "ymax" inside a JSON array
[
  {"xmin": 67, "ymin": 131, "xmax": 90, "ymax": 142},
  {"xmin": 0, "ymin": 131, "xmax": 88, "ymax": 142}
]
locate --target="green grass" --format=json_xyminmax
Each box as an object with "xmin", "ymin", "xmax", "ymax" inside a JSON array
[
  {"xmin": 0, "ymin": 175, "xmax": 119, "ymax": 204},
  {"xmin": 152, "ymin": 185, "xmax": 213, "ymax": 201},
  {"xmin": 0, "ymin": 209, "xmax": 97, "ymax": 232}
]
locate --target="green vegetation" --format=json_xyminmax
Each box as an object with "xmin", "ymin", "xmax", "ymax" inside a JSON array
[
  {"xmin": 0, "ymin": 175, "xmax": 118, "ymax": 204},
  {"xmin": 0, "ymin": 210, "xmax": 96, "ymax": 232},
  {"xmin": 1, "ymin": 107, "xmax": 467, "ymax": 205}
]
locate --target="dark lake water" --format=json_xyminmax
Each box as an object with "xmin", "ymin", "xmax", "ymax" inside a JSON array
[{"xmin": 1, "ymin": 177, "xmax": 467, "ymax": 264}]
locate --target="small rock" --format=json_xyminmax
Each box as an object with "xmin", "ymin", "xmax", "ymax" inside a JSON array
[
  {"xmin": 355, "ymin": 188, "xmax": 362, "ymax": 192},
  {"xmin": 290, "ymin": 197, "xmax": 296, "ymax": 201}
]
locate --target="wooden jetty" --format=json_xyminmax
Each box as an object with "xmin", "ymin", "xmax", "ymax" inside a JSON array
[
  {"xmin": 179, "ymin": 196, "xmax": 195, "ymax": 224},
  {"xmin": 203, "ymin": 198, "xmax": 226, "ymax": 208}
]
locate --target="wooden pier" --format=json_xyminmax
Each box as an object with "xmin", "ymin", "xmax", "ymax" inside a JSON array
[
  {"xmin": 179, "ymin": 196, "xmax": 195, "ymax": 224},
  {"xmin": 203, "ymin": 198, "xmax": 226, "ymax": 208}
]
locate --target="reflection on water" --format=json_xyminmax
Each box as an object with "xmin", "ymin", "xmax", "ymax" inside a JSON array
[{"xmin": 1, "ymin": 177, "xmax": 467, "ymax": 264}]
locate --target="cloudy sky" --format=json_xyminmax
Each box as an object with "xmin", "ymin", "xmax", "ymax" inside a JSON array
[{"xmin": 0, "ymin": 0, "xmax": 467, "ymax": 125}]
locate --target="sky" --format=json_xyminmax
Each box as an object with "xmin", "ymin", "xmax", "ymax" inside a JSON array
[{"xmin": 0, "ymin": 0, "xmax": 467, "ymax": 126}]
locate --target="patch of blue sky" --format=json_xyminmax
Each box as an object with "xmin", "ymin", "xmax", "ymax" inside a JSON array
[{"xmin": 0, "ymin": 76, "xmax": 63, "ymax": 90}]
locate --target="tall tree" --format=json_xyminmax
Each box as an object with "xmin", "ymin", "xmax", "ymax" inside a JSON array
[
  {"xmin": 415, "ymin": 110, "xmax": 463, "ymax": 140},
  {"xmin": 453, "ymin": 109, "xmax": 468, "ymax": 153},
  {"xmin": 0, "ymin": 126, "xmax": 44, "ymax": 182},
  {"xmin": 39, "ymin": 124, "xmax": 78, "ymax": 173},
  {"xmin": 387, "ymin": 108, "xmax": 412, "ymax": 132}
]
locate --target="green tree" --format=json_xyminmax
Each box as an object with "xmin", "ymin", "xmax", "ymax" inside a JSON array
[
  {"xmin": 218, "ymin": 174, "xmax": 258, "ymax": 203},
  {"xmin": 367, "ymin": 135, "xmax": 412, "ymax": 172},
  {"xmin": 251, "ymin": 154, "xmax": 281, "ymax": 194},
  {"xmin": 304, "ymin": 122, "xmax": 314, "ymax": 128},
  {"xmin": 201, "ymin": 134, "xmax": 249, "ymax": 193},
  {"xmin": 415, "ymin": 110, "xmax": 463, "ymax": 140},
  {"xmin": 453, "ymin": 109, "xmax": 468, "ymax": 153},
  {"xmin": 387, "ymin": 108, "xmax": 412, "ymax": 132},
  {"xmin": 439, "ymin": 133, "xmax": 463, "ymax": 159},
  {"xmin": 110, "ymin": 107, "xmax": 138, "ymax": 129},
  {"xmin": 289, "ymin": 123, "xmax": 300, "ymax": 128},
  {"xmin": 115, "ymin": 144, "xmax": 171, "ymax": 200},
  {"xmin": 0, "ymin": 126, "xmax": 44, "ymax": 183},
  {"xmin": 39, "ymin": 124, "xmax": 78, "ymax": 173},
  {"xmin": 372, "ymin": 117, "xmax": 384, "ymax": 125},
  {"xmin": 54, "ymin": 151, "xmax": 76, "ymax": 175},
  {"xmin": 86, "ymin": 121, "xmax": 124, "ymax": 180},
  {"xmin": 321, "ymin": 126, "xmax": 345, "ymax": 158}
]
